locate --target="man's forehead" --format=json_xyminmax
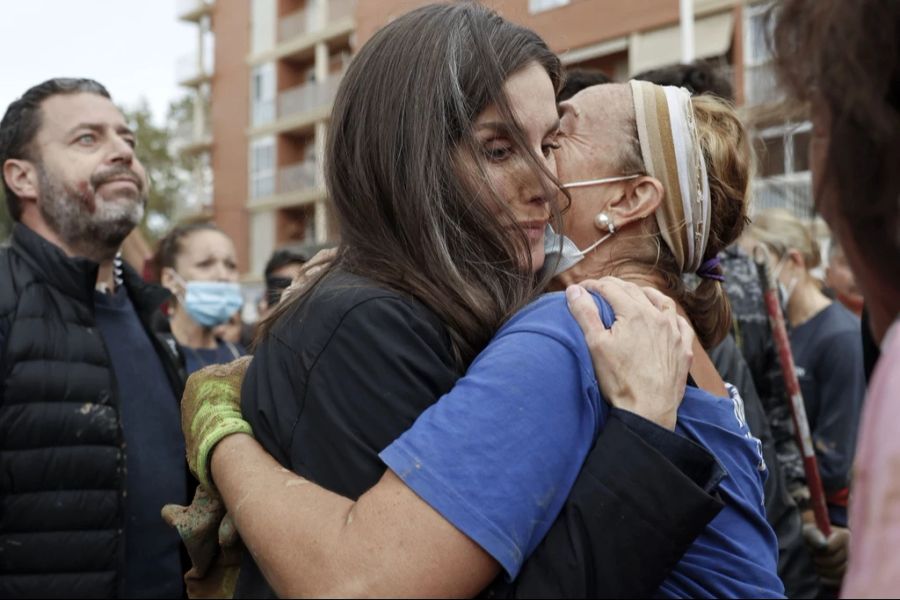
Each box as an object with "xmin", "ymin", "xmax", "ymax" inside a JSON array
[{"xmin": 37, "ymin": 93, "xmax": 125, "ymax": 136}]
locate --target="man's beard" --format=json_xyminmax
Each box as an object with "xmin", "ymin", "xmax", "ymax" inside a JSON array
[{"xmin": 37, "ymin": 163, "xmax": 147, "ymax": 263}]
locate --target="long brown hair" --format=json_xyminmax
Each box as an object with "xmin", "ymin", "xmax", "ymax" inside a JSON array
[{"xmin": 259, "ymin": 3, "xmax": 562, "ymax": 366}]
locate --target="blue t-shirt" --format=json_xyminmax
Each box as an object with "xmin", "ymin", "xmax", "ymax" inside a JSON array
[
  {"xmin": 180, "ymin": 339, "xmax": 245, "ymax": 375},
  {"xmin": 380, "ymin": 292, "xmax": 783, "ymax": 599},
  {"xmin": 94, "ymin": 288, "xmax": 187, "ymax": 599}
]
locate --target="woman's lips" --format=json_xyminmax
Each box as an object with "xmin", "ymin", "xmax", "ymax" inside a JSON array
[{"xmin": 518, "ymin": 220, "xmax": 548, "ymax": 243}]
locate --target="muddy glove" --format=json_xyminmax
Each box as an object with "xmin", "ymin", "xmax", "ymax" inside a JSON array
[
  {"xmin": 802, "ymin": 522, "xmax": 850, "ymax": 589},
  {"xmin": 182, "ymin": 356, "xmax": 254, "ymax": 491},
  {"xmin": 162, "ymin": 486, "xmax": 242, "ymax": 599}
]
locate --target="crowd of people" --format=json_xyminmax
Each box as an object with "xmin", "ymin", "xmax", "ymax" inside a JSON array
[{"xmin": 0, "ymin": 0, "xmax": 896, "ymax": 598}]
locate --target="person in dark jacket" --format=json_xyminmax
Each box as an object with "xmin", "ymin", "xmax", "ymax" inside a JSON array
[{"xmin": 0, "ymin": 78, "xmax": 190, "ymax": 598}]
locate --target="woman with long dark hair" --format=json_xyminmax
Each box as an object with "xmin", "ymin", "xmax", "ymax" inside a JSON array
[{"xmin": 179, "ymin": 3, "xmax": 774, "ymax": 597}]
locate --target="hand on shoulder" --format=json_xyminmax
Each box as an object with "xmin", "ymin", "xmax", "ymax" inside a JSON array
[{"xmin": 565, "ymin": 277, "xmax": 694, "ymax": 431}]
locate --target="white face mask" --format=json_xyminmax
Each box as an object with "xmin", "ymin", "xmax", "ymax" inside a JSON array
[
  {"xmin": 772, "ymin": 256, "xmax": 799, "ymax": 306},
  {"xmin": 543, "ymin": 174, "xmax": 640, "ymax": 277}
]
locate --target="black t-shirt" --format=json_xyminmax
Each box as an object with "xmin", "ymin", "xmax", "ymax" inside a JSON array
[{"xmin": 236, "ymin": 270, "xmax": 460, "ymax": 597}]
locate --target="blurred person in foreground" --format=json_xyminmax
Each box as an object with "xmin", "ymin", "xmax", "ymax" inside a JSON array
[
  {"xmin": 636, "ymin": 62, "xmax": 819, "ymax": 598},
  {"xmin": 155, "ymin": 222, "xmax": 246, "ymax": 374},
  {"xmin": 772, "ymin": 0, "xmax": 900, "ymax": 594},
  {"xmin": 0, "ymin": 78, "xmax": 189, "ymax": 597},
  {"xmin": 825, "ymin": 239, "xmax": 864, "ymax": 317}
]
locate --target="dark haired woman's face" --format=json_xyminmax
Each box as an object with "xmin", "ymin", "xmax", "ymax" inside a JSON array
[{"xmin": 470, "ymin": 62, "xmax": 560, "ymax": 272}]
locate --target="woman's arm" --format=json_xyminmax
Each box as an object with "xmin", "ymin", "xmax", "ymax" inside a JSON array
[
  {"xmin": 211, "ymin": 433, "xmax": 498, "ymax": 598},
  {"xmin": 201, "ymin": 279, "xmax": 703, "ymax": 597}
]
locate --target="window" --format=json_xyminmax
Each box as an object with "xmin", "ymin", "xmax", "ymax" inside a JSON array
[
  {"xmin": 751, "ymin": 121, "xmax": 814, "ymax": 217},
  {"xmin": 250, "ymin": 136, "xmax": 276, "ymax": 200},
  {"xmin": 528, "ymin": 0, "xmax": 570, "ymax": 14},
  {"xmin": 744, "ymin": 2, "xmax": 774, "ymax": 67},
  {"xmin": 251, "ymin": 63, "xmax": 276, "ymax": 125}
]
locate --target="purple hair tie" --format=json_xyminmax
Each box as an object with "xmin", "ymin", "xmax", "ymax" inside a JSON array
[{"xmin": 697, "ymin": 257, "xmax": 725, "ymax": 282}]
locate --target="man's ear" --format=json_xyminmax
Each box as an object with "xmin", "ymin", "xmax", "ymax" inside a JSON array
[
  {"xmin": 606, "ymin": 176, "xmax": 663, "ymax": 229},
  {"xmin": 3, "ymin": 159, "xmax": 39, "ymax": 203}
]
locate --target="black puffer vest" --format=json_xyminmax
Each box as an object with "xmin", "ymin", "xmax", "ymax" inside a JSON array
[{"xmin": 0, "ymin": 224, "xmax": 186, "ymax": 598}]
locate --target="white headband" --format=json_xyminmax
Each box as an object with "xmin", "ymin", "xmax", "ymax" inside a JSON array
[{"xmin": 630, "ymin": 80, "xmax": 712, "ymax": 273}]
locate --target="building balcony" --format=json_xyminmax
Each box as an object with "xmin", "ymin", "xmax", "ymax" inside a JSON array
[
  {"xmin": 248, "ymin": 160, "xmax": 325, "ymax": 212},
  {"xmin": 177, "ymin": 0, "xmax": 214, "ymax": 22},
  {"xmin": 177, "ymin": 51, "xmax": 214, "ymax": 87},
  {"xmin": 279, "ymin": 160, "xmax": 319, "ymax": 194},
  {"xmin": 175, "ymin": 119, "xmax": 213, "ymax": 155},
  {"xmin": 249, "ymin": 74, "xmax": 343, "ymax": 136},
  {"xmin": 249, "ymin": 0, "xmax": 356, "ymax": 65},
  {"xmin": 279, "ymin": 0, "xmax": 356, "ymax": 42}
]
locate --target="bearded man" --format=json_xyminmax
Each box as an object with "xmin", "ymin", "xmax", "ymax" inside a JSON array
[{"xmin": 0, "ymin": 79, "xmax": 189, "ymax": 598}]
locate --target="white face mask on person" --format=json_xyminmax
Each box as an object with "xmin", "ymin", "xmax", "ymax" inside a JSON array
[
  {"xmin": 170, "ymin": 272, "xmax": 243, "ymax": 328},
  {"xmin": 772, "ymin": 256, "xmax": 799, "ymax": 306},
  {"xmin": 542, "ymin": 174, "xmax": 640, "ymax": 277}
]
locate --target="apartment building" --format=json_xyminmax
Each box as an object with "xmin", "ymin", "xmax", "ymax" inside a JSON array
[
  {"xmin": 182, "ymin": 0, "xmax": 809, "ymax": 279},
  {"xmin": 175, "ymin": 0, "xmax": 215, "ymax": 222}
]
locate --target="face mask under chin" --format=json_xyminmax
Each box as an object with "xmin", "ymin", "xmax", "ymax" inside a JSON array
[{"xmin": 541, "ymin": 224, "xmax": 612, "ymax": 277}]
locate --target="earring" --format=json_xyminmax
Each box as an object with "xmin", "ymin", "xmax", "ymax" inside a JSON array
[{"xmin": 595, "ymin": 212, "xmax": 616, "ymax": 234}]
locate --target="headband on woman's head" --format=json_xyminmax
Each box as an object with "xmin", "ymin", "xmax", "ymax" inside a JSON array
[{"xmin": 629, "ymin": 80, "xmax": 712, "ymax": 274}]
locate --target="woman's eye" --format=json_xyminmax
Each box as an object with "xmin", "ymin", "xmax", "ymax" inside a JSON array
[
  {"xmin": 483, "ymin": 143, "xmax": 512, "ymax": 162},
  {"xmin": 542, "ymin": 142, "xmax": 561, "ymax": 158}
]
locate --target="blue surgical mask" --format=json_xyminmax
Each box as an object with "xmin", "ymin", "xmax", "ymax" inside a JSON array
[
  {"xmin": 543, "ymin": 224, "xmax": 612, "ymax": 276},
  {"xmin": 542, "ymin": 174, "xmax": 641, "ymax": 277},
  {"xmin": 172, "ymin": 273, "xmax": 243, "ymax": 328}
]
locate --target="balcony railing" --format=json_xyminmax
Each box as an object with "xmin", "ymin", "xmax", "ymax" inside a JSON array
[
  {"xmin": 277, "ymin": 75, "xmax": 343, "ymax": 120},
  {"xmin": 278, "ymin": 0, "xmax": 356, "ymax": 42},
  {"xmin": 750, "ymin": 172, "xmax": 813, "ymax": 218},
  {"xmin": 177, "ymin": 51, "xmax": 214, "ymax": 85},
  {"xmin": 278, "ymin": 160, "xmax": 319, "ymax": 194},
  {"xmin": 278, "ymin": 8, "xmax": 315, "ymax": 42},
  {"xmin": 175, "ymin": 118, "xmax": 212, "ymax": 150}
]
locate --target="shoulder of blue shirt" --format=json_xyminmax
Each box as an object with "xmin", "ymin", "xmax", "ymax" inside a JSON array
[{"xmin": 501, "ymin": 291, "xmax": 726, "ymax": 494}]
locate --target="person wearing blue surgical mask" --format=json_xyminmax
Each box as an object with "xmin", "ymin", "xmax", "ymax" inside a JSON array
[{"xmin": 156, "ymin": 222, "xmax": 246, "ymax": 374}]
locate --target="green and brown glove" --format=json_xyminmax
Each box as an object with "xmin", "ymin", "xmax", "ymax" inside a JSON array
[
  {"xmin": 162, "ymin": 486, "xmax": 243, "ymax": 599},
  {"xmin": 182, "ymin": 356, "xmax": 254, "ymax": 491}
]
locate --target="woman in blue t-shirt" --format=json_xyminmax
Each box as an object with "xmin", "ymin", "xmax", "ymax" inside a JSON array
[
  {"xmin": 180, "ymin": 5, "xmax": 782, "ymax": 598},
  {"xmin": 155, "ymin": 222, "xmax": 246, "ymax": 374}
]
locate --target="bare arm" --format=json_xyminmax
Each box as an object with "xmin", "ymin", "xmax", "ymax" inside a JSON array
[{"xmin": 211, "ymin": 433, "xmax": 499, "ymax": 598}]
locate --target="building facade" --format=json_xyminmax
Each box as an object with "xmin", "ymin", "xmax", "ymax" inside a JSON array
[{"xmin": 183, "ymin": 0, "xmax": 810, "ymax": 279}]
